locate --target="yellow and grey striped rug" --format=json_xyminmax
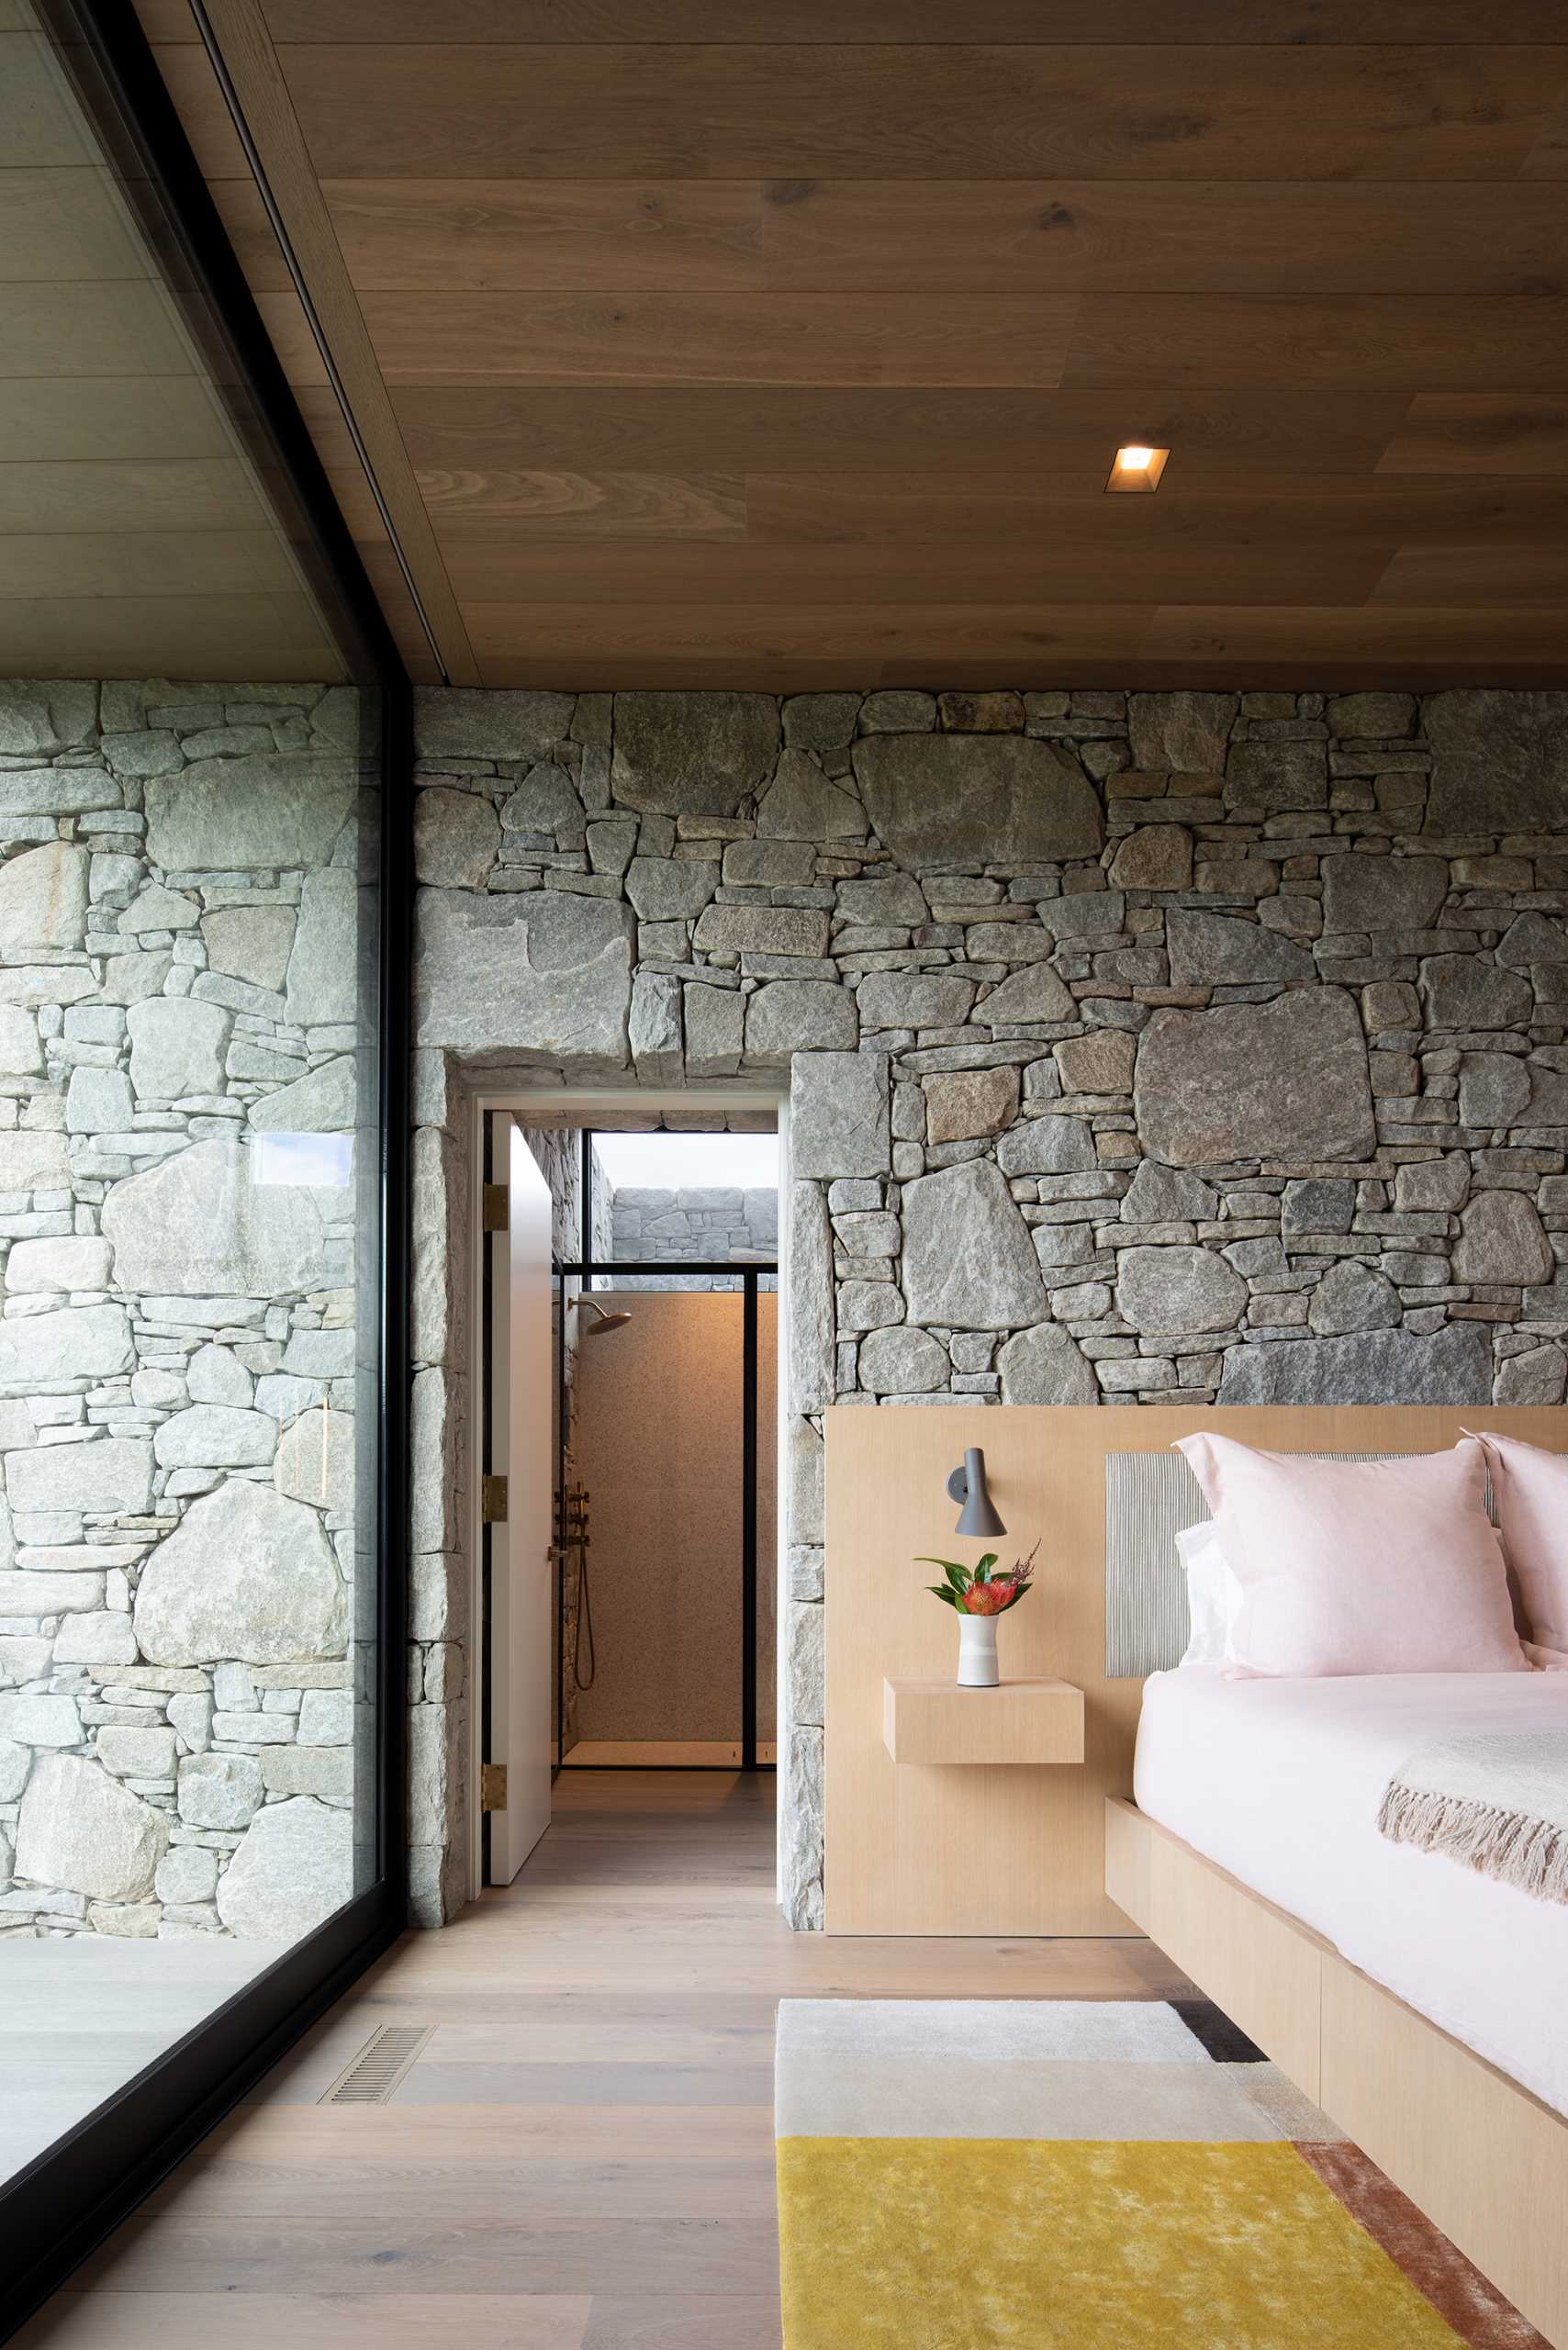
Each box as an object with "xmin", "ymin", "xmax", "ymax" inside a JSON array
[{"xmin": 775, "ymin": 1998, "xmax": 1544, "ymax": 2349}]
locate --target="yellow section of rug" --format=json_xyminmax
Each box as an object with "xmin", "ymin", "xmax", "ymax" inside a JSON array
[{"xmin": 777, "ymin": 2135, "xmax": 1466, "ymax": 2350}]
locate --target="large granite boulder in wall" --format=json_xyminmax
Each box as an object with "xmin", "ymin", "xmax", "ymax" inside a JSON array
[
  {"xmin": 1165, "ymin": 911, "xmax": 1315, "ymax": 987},
  {"xmin": 1117, "ymin": 1245, "xmax": 1248, "ymax": 1337},
  {"xmin": 756, "ymin": 749, "xmax": 867, "ymax": 841},
  {"xmin": 413, "ymin": 787, "xmax": 499, "ymax": 889},
  {"xmin": 852, "ymin": 734, "xmax": 1103, "ymax": 867},
  {"xmin": 0, "ymin": 1304, "xmax": 134, "ymax": 1385},
  {"xmin": 610, "ymin": 691, "xmax": 778, "ymax": 816},
  {"xmin": 1127, "ymin": 691, "xmax": 1237, "ymax": 776},
  {"xmin": 1135, "ymin": 990, "xmax": 1375, "ymax": 1167},
  {"xmin": 1321, "ymin": 854, "xmax": 1450, "ymax": 934},
  {"xmin": 790, "ymin": 1051, "xmax": 890, "ymax": 1180},
  {"xmin": 1424, "ymin": 692, "xmax": 1568, "ymax": 836},
  {"xmin": 6, "ymin": 1436, "xmax": 151, "ymax": 1516},
  {"xmin": 102, "ymin": 1136, "xmax": 327, "ymax": 1296},
  {"xmin": 413, "ymin": 888, "xmax": 634, "ymax": 1068},
  {"xmin": 413, "ymin": 687, "xmax": 573, "ymax": 763},
  {"xmin": 286, "ymin": 869, "xmax": 358, "ymax": 1028},
  {"xmin": 143, "ymin": 756, "xmax": 353, "ymax": 869},
  {"xmin": 0, "ymin": 842, "xmax": 89, "ymax": 953},
  {"xmin": 249, "ymin": 1055, "xmax": 356, "ymax": 1134},
  {"xmin": 214, "ymin": 1796, "xmax": 353, "ymax": 1939},
  {"xmin": 1216, "ymin": 1322, "xmax": 1492, "ymax": 1404},
  {"xmin": 995, "ymin": 1322, "xmax": 1098, "ymax": 1404},
  {"xmin": 902, "ymin": 1158, "xmax": 1047, "ymax": 1328},
  {"xmin": 14, "ymin": 1751, "xmax": 167, "ymax": 1901},
  {"xmin": 133, "ymin": 1479, "xmax": 347, "ymax": 1666}
]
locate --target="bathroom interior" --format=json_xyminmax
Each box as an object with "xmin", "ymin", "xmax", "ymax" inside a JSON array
[{"xmin": 546, "ymin": 1127, "xmax": 779, "ymax": 1786}]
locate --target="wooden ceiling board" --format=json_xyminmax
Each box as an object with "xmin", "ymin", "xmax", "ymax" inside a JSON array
[
  {"xmin": 754, "ymin": 180, "xmax": 1568, "ymax": 297},
  {"xmin": 321, "ymin": 179, "xmax": 763, "ymax": 293},
  {"xmin": 415, "ymin": 470, "xmax": 747, "ymax": 536},
  {"xmin": 356, "ymin": 291, "xmax": 1081, "ymax": 388},
  {"xmin": 387, "ymin": 386, "xmax": 1417, "ymax": 476},
  {"xmin": 0, "ymin": 528, "xmax": 304, "ymax": 601},
  {"xmin": 1378, "ymin": 395, "xmax": 1568, "ymax": 472},
  {"xmin": 1, "ymin": 9, "xmax": 344, "ymax": 682},
  {"xmin": 452, "ymin": 598, "xmax": 1568, "ymax": 685},
  {"xmin": 144, "ymin": 4, "xmax": 1568, "ymax": 687},
  {"xmin": 739, "ymin": 474, "xmax": 1568, "ymax": 545},
  {"xmin": 244, "ymin": 3, "xmax": 1568, "ymax": 40},
  {"xmin": 431, "ymin": 537, "xmax": 1400, "ymax": 610},
  {"xmin": 1058, "ymin": 296, "xmax": 1568, "ymax": 389},
  {"xmin": 274, "ymin": 46, "xmax": 1568, "ymax": 184}
]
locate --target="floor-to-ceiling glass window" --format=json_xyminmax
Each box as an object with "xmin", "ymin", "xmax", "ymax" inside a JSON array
[{"xmin": 0, "ymin": 4, "xmax": 407, "ymax": 2324}]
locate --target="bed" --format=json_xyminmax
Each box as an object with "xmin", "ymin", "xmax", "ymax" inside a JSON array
[
  {"xmin": 1132, "ymin": 1664, "xmax": 1568, "ymax": 2121},
  {"xmin": 1105, "ymin": 1430, "xmax": 1568, "ymax": 2350}
]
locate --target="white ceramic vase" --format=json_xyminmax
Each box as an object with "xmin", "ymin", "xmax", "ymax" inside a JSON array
[{"xmin": 957, "ymin": 1613, "xmax": 999, "ymax": 1688}]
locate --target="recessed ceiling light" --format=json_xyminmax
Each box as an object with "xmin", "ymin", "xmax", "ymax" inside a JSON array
[{"xmin": 1106, "ymin": 443, "xmax": 1169, "ymax": 494}]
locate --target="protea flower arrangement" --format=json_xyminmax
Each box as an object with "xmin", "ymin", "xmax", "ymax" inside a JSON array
[{"xmin": 919, "ymin": 1544, "xmax": 1039, "ymax": 1686}]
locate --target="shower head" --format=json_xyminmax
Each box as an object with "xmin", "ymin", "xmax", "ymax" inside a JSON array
[{"xmin": 576, "ymin": 1298, "xmax": 632, "ymax": 1336}]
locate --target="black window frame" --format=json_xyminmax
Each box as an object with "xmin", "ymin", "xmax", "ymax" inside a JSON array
[{"xmin": 0, "ymin": 6, "xmax": 411, "ymax": 2332}]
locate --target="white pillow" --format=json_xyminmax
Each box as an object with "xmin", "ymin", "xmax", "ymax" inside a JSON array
[{"xmin": 1175, "ymin": 1520, "xmax": 1242, "ymax": 1668}]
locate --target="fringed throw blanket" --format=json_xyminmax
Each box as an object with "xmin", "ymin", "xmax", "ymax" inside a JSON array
[{"xmin": 1378, "ymin": 1733, "xmax": 1568, "ymax": 1906}]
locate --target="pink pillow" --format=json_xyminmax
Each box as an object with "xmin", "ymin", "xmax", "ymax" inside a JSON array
[
  {"xmin": 1468, "ymin": 1431, "xmax": 1568, "ymax": 1655},
  {"xmin": 1175, "ymin": 1434, "xmax": 1527, "ymax": 1678}
]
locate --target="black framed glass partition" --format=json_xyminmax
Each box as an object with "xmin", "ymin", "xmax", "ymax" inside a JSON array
[{"xmin": 0, "ymin": 3, "xmax": 409, "ymax": 2328}]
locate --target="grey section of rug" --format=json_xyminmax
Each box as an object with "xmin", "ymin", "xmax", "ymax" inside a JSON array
[
  {"xmin": 1379, "ymin": 1732, "xmax": 1568, "ymax": 1905},
  {"xmin": 774, "ymin": 1998, "xmax": 1339, "ymax": 2143}
]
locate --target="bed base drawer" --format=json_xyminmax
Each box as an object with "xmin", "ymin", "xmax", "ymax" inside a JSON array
[{"xmin": 1106, "ymin": 1797, "xmax": 1568, "ymax": 2350}]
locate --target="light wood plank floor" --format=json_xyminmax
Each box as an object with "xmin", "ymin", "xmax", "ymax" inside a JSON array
[{"xmin": 18, "ymin": 1771, "xmax": 1192, "ymax": 2350}]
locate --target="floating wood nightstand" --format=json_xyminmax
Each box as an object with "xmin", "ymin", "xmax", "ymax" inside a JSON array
[{"xmin": 883, "ymin": 1676, "xmax": 1085, "ymax": 1766}]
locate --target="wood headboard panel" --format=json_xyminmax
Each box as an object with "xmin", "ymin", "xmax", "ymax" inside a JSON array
[{"xmin": 822, "ymin": 1403, "xmax": 1566, "ymax": 1937}]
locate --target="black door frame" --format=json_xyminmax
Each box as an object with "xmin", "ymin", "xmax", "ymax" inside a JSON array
[{"xmin": 1, "ymin": 7, "xmax": 412, "ymax": 2333}]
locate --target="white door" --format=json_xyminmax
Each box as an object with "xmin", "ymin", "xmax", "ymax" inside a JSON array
[{"xmin": 486, "ymin": 1114, "xmax": 554, "ymax": 1882}]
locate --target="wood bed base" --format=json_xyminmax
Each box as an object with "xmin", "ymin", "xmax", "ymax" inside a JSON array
[{"xmin": 1106, "ymin": 1796, "xmax": 1568, "ymax": 2347}]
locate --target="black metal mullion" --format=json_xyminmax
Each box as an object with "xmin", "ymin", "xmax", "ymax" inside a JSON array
[
  {"xmin": 741, "ymin": 1271, "xmax": 759, "ymax": 1774},
  {"xmin": 558, "ymin": 1261, "xmax": 775, "ymax": 1278},
  {"xmin": 579, "ymin": 1129, "xmax": 594, "ymax": 1280}
]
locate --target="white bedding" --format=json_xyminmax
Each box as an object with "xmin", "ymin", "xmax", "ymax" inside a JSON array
[{"xmin": 1133, "ymin": 1666, "xmax": 1568, "ymax": 2119}]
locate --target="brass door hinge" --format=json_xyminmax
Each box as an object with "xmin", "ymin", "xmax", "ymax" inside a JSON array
[
  {"xmin": 480, "ymin": 1762, "xmax": 508, "ymax": 1812},
  {"xmin": 482, "ymin": 1181, "xmax": 508, "ymax": 1232},
  {"xmin": 481, "ymin": 1473, "xmax": 508, "ymax": 1524}
]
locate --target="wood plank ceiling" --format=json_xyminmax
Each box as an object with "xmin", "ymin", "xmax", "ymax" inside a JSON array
[
  {"xmin": 140, "ymin": 1, "xmax": 1568, "ymax": 688},
  {"xmin": 0, "ymin": 3, "xmax": 344, "ymax": 683}
]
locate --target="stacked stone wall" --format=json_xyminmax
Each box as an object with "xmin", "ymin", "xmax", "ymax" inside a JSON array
[
  {"xmin": 410, "ymin": 681, "xmax": 1568, "ymax": 1929},
  {"xmin": 0, "ymin": 679, "xmax": 365, "ymax": 1942},
  {"xmin": 608, "ymin": 1181, "xmax": 778, "ymax": 1290}
]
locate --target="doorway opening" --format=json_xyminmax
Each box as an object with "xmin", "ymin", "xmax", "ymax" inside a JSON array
[
  {"xmin": 476, "ymin": 1101, "xmax": 780, "ymax": 1895},
  {"xmin": 558, "ymin": 1126, "xmax": 778, "ymax": 1777}
]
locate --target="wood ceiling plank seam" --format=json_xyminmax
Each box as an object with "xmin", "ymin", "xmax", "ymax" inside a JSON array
[{"xmin": 181, "ymin": 0, "xmax": 480, "ymax": 683}]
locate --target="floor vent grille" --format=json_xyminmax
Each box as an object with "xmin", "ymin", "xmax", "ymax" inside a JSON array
[{"xmin": 319, "ymin": 2024, "xmax": 434, "ymax": 2106}]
